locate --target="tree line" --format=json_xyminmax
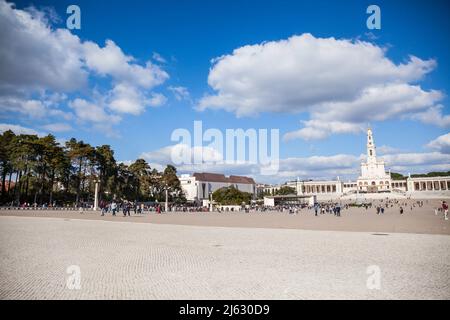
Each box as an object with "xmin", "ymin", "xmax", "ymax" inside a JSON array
[{"xmin": 0, "ymin": 130, "xmax": 185, "ymax": 206}]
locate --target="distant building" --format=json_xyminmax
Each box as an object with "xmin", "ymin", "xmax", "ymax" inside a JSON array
[
  {"xmin": 179, "ymin": 172, "xmax": 256, "ymax": 203},
  {"xmin": 356, "ymin": 127, "xmax": 392, "ymax": 192},
  {"xmin": 269, "ymin": 128, "xmax": 450, "ymax": 199}
]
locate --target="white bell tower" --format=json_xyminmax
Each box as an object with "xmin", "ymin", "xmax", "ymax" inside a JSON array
[
  {"xmin": 357, "ymin": 127, "xmax": 391, "ymax": 192},
  {"xmin": 367, "ymin": 127, "xmax": 377, "ymax": 163}
]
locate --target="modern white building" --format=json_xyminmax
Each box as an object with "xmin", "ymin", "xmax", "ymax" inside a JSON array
[
  {"xmin": 263, "ymin": 194, "xmax": 317, "ymax": 207},
  {"xmin": 179, "ymin": 172, "xmax": 256, "ymax": 203}
]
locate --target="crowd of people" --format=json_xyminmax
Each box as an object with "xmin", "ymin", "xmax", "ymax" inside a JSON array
[{"xmin": 2, "ymin": 198, "xmax": 449, "ymax": 221}]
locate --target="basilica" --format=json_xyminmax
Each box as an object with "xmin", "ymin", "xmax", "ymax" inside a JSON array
[
  {"xmin": 356, "ymin": 127, "xmax": 392, "ymax": 193},
  {"xmin": 268, "ymin": 128, "xmax": 450, "ymax": 199}
]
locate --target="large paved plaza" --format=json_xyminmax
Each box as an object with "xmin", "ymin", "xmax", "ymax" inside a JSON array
[
  {"xmin": 1, "ymin": 198, "xmax": 449, "ymax": 235},
  {"xmin": 1, "ymin": 215, "xmax": 449, "ymax": 299}
]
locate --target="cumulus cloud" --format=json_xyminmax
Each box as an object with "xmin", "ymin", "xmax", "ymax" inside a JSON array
[
  {"xmin": 284, "ymin": 120, "xmax": 363, "ymax": 141},
  {"xmin": 198, "ymin": 33, "xmax": 446, "ymax": 140},
  {"xmin": 0, "ymin": 96, "xmax": 47, "ymax": 118},
  {"xmin": 0, "ymin": 123, "xmax": 41, "ymax": 135},
  {"xmin": 83, "ymin": 40, "xmax": 168, "ymax": 89},
  {"xmin": 69, "ymin": 98, "xmax": 121, "ymax": 124},
  {"xmin": 41, "ymin": 123, "xmax": 73, "ymax": 133},
  {"xmin": 377, "ymin": 145, "xmax": 402, "ymax": 155},
  {"xmin": 148, "ymin": 93, "xmax": 168, "ymax": 107},
  {"xmin": 0, "ymin": 0, "xmax": 169, "ymax": 133},
  {"xmin": 0, "ymin": 0, "xmax": 86, "ymax": 93},
  {"xmin": 408, "ymin": 105, "xmax": 450, "ymax": 128},
  {"xmin": 426, "ymin": 133, "xmax": 450, "ymax": 154}
]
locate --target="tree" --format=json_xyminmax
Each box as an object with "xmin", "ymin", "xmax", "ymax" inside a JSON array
[
  {"xmin": 0, "ymin": 130, "xmax": 15, "ymax": 202},
  {"xmin": 391, "ymin": 172, "xmax": 406, "ymax": 180},
  {"xmin": 114, "ymin": 163, "xmax": 137, "ymax": 201},
  {"xmin": 162, "ymin": 165, "xmax": 184, "ymax": 202},
  {"xmin": 212, "ymin": 186, "xmax": 252, "ymax": 205},
  {"xmin": 94, "ymin": 145, "xmax": 117, "ymax": 202},
  {"xmin": 274, "ymin": 186, "xmax": 296, "ymax": 195},
  {"xmin": 10, "ymin": 134, "xmax": 39, "ymax": 205},
  {"xmin": 411, "ymin": 171, "xmax": 450, "ymax": 178},
  {"xmin": 129, "ymin": 159, "xmax": 151, "ymax": 201},
  {"xmin": 65, "ymin": 139, "xmax": 95, "ymax": 206}
]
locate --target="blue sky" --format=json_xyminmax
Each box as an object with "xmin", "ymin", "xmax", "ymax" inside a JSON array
[{"xmin": 1, "ymin": 0, "xmax": 449, "ymax": 183}]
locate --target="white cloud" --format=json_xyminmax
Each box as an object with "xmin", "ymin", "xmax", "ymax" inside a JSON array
[
  {"xmin": 284, "ymin": 120, "xmax": 363, "ymax": 141},
  {"xmin": 41, "ymin": 123, "xmax": 73, "ymax": 132},
  {"xmin": 69, "ymin": 98, "xmax": 121, "ymax": 124},
  {"xmin": 408, "ymin": 105, "xmax": 450, "ymax": 128},
  {"xmin": 83, "ymin": 40, "xmax": 169, "ymax": 89},
  {"xmin": 0, "ymin": 123, "xmax": 41, "ymax": 135},
  {"xmin": 0, "ymin": 0, "xmax": 169, "ymax": 134},
  {"xmin": 377, "ymin": 145, "xmax": 402, "ymax": 155},
  {"xmin": 0, "ymin": 96, "xmax": 47, "ymax": 118},
  {"xmin": 0, "ymin": 95, "xmax": 75, "ymax": 121},
  {"xmin": 168, "ymin": 86, "xmax": 191, "ymax": 102},
  {"xmin": 148, "ymin": 93, "xmax": 167, "ymax": 107},
  {"xmin": 426, "ymin": 133, "xmax": 450, "ymax": 154},
  {"xmin": 383, "ymin": 152, "xmax": 450, "ymax": 167},
  {"xmin": 0, "ymin": 0, "xmax": 86, "ymax": 93},
  {"xmin": 198, "ymin": 33, "xmax": 446, "ymax": 140},
  {"xmin": 107, "ymin": 84, "xmax": 168, "ymax": 114},
  {"xmin": 108, "ymin": 84, "xmax": 147, "ymax": 115},
  {"xmin": 152, "ymin": 52, "xmax": 166, "ymax": 63}
]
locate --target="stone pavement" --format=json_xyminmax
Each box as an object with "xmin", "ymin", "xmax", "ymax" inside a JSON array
[{"xmin": 0, "ymin": 216, "xmax": 449, "ymax": 299}]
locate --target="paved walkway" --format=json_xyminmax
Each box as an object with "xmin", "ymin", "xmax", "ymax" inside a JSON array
[
  {"xmin": 1, "ymin": 202, "xmax": 449, "ymax": 235},
  {"xmin": 1, "ymin": 216, "xmax": 449, "ymax": 299}
]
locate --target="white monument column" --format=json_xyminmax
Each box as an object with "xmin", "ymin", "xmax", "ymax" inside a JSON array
[
  {"xmin": 93, "ymin": 181, "xmax": 99, "ymax": 210},
  {"xmin": 165, "ymin": 188, "xmax": 169, "ymax": 212}
]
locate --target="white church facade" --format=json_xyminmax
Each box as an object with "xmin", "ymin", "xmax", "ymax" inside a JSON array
[{"xmin": 356, "ymin": 128, "xmax": 392, "ymax": 193}]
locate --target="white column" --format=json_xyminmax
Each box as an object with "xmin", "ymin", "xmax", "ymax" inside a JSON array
[
  {"xmin": 165, "ymin": 188, "xmax": 169, "ymax": 212},
  {"xmin": 209, "ymin": 192, "xmax": 213, "ymax": 211},
  {"xmin": 93, "ymin": 181, "xmax": 99, "ymax": 210}
]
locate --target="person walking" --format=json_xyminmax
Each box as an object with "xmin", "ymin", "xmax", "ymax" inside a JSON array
[
  {"xmin": 314, "ymin": 205, "xmax": 318, "ymax": 217},
  {"xmin": 400, "ymin": 206, "xmax": 404, "ymax": 215},
  {"xmin": 100, "ymin": 200, "xmax": 106, "ymax": 216},
  {"xmin": 111, "ymin": 201, "xmax": 117, "ymax": 216},
  {"xmin": 443, "ymin": 201, "xmax": 448, "ymax": 221}
]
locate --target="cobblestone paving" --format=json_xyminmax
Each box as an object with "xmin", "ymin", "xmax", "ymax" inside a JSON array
[{"xmin": 1, "ymin": 216, "xmax": 449, "ymax": 299}]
